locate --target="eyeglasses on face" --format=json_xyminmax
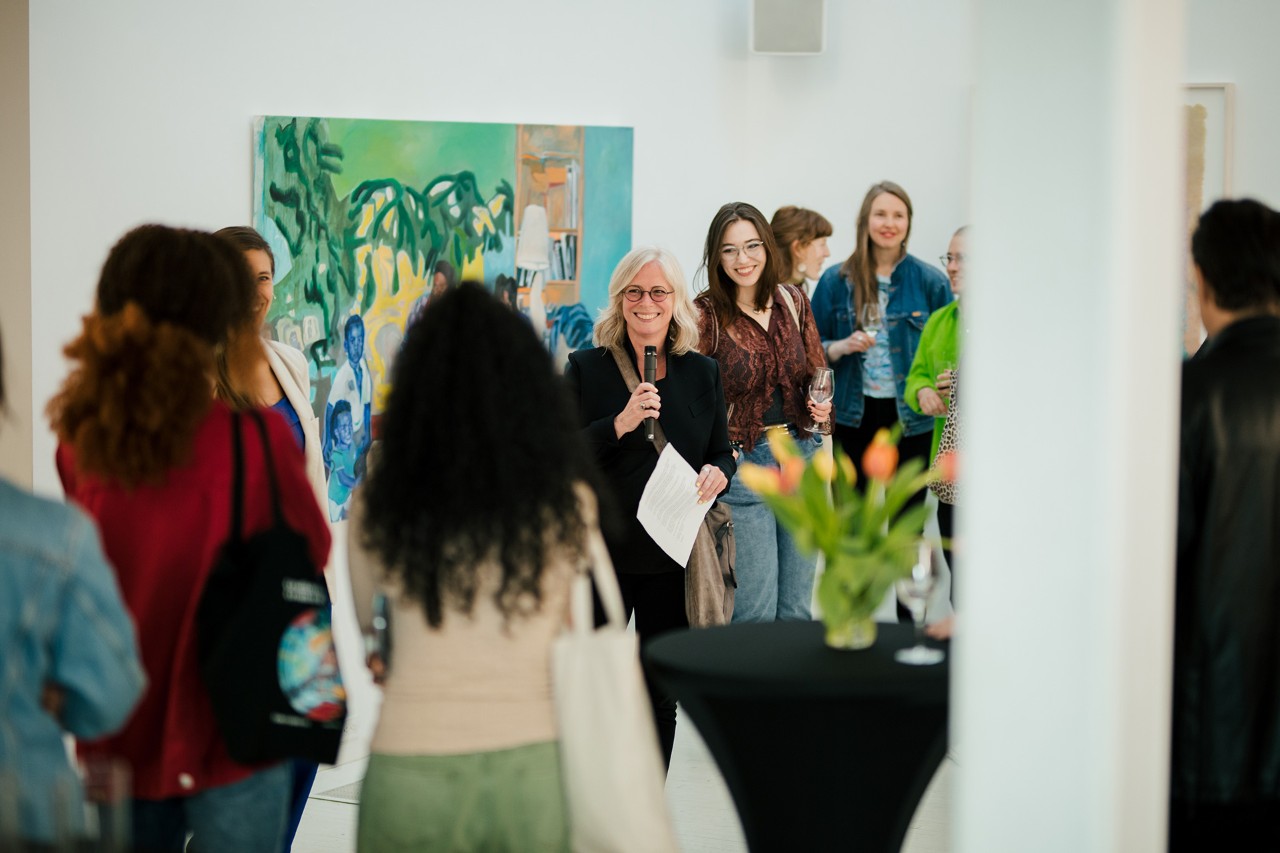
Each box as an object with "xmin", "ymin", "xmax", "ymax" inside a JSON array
[
  {"xmin": 940, "ymin": 253, "xmax": 967, "ymax": 266},
  {"xmin": 721, "ymin": 240, "xmax": 766, "ymax": 263},
  {"xmin": 622, "ymin": 286, "xmax": 673, "ymax": 303}
]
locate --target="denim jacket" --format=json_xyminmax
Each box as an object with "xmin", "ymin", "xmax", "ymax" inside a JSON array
[
  {"xmin": 0, "ymin": 479, "xmax": 144, "ymax": 844},
  {"xmin": 810, "ymin": 254, "xmax": 952, "ymax": 435}
]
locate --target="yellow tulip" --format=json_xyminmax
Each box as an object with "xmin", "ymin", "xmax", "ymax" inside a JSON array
[
  {"xmin": 738, "ymin": 463, "xmax": 782, "ymax": 496},
  {"xmin": 836, "ymin": 451, "xmax": 857, "ymax": 486},
  {"xmin": 813, "ymin": 451, "xmax": 836, "ymax": 482},
  {"xmin": 766, "ymin": 428, "xmax": 798, "ymax": 464}
]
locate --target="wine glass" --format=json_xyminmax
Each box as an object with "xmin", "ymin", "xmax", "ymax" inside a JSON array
[
  {"xmin": 808, "ymin": 367, "xmax": 834, "ymax": 435},
  {"xmin": 895, "ymin": 542, "xmax": 945, "ymax": 666},
  {"xmin": 858, "ymin": 303, "xmax": 884, "ymax": 342}
]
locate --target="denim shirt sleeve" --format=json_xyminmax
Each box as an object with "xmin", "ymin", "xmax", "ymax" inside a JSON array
[{"xmin": 49, "ymin": 511, "xmax": 145, "ymax": 739}]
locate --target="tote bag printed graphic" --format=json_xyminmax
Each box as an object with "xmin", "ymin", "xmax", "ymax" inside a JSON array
[{"xmin": 279, "ymin": 607, "xmax": 346, "ymax": 723}]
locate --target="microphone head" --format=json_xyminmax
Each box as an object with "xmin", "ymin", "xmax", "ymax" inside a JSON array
[{"xmin": 643, "ymin": 346, "xmax": 657, "ymax": 382}]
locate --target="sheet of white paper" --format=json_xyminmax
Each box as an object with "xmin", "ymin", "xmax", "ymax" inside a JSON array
[{"xmin": 637, "ymin": 444, "xmax": 713, "ymax": 567}]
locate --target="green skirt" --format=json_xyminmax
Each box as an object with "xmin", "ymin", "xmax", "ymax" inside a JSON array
[{"xmin": 356, "ymin": 741, "xmax": 569, "ymax": 852}]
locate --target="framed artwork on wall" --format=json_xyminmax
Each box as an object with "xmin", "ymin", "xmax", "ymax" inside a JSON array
[{"xmin": 1182, "ymin": 83, "xmax": 1235, "ymax": 354}]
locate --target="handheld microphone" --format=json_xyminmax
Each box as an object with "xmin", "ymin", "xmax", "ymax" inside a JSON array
[{"xmin": 644, "ymin": 346, "xmax": 657, "ymax": 442}]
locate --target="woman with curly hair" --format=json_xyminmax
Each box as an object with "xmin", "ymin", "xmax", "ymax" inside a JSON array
[
  {"xmin": 565, "ymin": 245, "xmax": 735, "ymax": 768},
  {"xmin": 349, "ymin": 283, "xmax": 608, "ymax": 852},
  {"xmin": 50, "ymin": 224, "xmax": 331, "ymax": 853}
]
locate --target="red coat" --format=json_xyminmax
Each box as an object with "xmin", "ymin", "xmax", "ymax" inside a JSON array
[{"xmin": 58, "ymin": 402, "xmax": 331, "ymax": 800}]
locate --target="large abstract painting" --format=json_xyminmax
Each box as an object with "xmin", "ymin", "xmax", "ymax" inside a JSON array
[{"xmin": 253, "ymin": 116, "xmax": 634, "ymax": 519}]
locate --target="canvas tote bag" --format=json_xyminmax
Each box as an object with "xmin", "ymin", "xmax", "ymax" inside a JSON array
[
  {"xmin": 552, "ymin": 528, "xmax": 679, "ymax": 853},
  {"xmin": 608, "ymin": 346, "xmax": 736, "ymax": 627}
]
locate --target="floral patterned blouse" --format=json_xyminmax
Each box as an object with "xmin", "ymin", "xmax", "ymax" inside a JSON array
[{"xmin": 695, "ymin": 283, "xmax": 827, "ymax": 452}]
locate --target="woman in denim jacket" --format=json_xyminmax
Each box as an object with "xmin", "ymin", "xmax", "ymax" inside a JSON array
[
  {"xmin": 810, "ymin": 181, "xmax": 952, "ymax": 482},
  {"xmin": 0, "ymin": 329, "xmax": 145, "ymax": 846}
]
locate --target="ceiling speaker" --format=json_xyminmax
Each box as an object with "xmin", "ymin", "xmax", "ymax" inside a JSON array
[{"xmin": 751, "ymin": 0, "xmax": 826, "ymax": 55}]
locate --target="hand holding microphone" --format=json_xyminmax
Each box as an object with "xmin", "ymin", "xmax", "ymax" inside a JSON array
[{"xmin": 612, "ymin": 349, "xmax": 661, "ymax": 440}]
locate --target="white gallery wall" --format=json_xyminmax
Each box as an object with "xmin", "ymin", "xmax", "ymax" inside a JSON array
[{"xmin": 26, "ymin": 0, "xmax": 974, "ymax": 495}]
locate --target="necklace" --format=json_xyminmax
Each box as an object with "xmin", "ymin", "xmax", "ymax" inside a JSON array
[{"xmin": 737, "ymin": 301, "xmax": 773, "ymax": 315}]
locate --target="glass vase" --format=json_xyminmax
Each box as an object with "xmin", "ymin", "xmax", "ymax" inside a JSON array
[{"xmin": 824, "ymin": 614, "xmax": 877, "ymax": 650}]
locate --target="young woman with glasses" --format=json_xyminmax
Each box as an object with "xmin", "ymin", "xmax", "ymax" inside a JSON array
[
  {"xmin": 564, "ymin": 246, "xmax": 734, "ymax": 768},
  {"xmin": 695, "ymin": 202, "xmax": 831, "ymax": 624},
  {"xmin": 810, "ymin": 182, "xmax": 952, "ymax": 486}
]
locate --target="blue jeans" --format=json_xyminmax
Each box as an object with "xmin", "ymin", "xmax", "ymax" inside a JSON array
[
  {"xmin": 131, "ymin": 763, "xmax": 290, "ymax": 853},
  {"xmin": 722, "ymin": 430, "xmax": 822, "ymax": 623}
]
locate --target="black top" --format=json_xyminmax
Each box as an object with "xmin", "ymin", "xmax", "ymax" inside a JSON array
[
  {"xmin": 565, "ymin": 342, "xmax": 735, "ymax": 574},
  {"xmin": 1174, "ymin": 314, "xmax": 1280, "ymax": 803}
]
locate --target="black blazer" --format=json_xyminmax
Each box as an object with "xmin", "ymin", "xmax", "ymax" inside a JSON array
[
  {"xmin": 565, "ymin": 342, "xmax": 735, "ymax": 575},
  {"xmin": 1173, "ymin": 315, "xmax": 1280, "ymax": 803}
]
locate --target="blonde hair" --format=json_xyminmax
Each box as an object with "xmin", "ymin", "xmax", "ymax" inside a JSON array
[{"xmin": 593, "ymin": 247, "xmax": 701, "ymax": 355}]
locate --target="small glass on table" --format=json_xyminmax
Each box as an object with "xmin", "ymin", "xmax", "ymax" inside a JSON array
[
  {"xmin": 807, "ymin": 367, "xmax": 834, "ymax": 436},
  {"xmin": 895, "ymin": 541, "xmax": 945, "ymax": 666}
]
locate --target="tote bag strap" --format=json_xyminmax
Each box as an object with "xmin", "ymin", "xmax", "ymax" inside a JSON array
[
  {"xmin": 568, "ymin": 526, "xmax": 627, "ymax": 633},
  {"xmin": 245, "ymin": 409, "xmax": 286, "ymax": 527},
  {"xmin": 228, "ymin": 411, "xmax": 246, "ymax": 541},
  {"xmin": 608, "ymin": 346, "xmax": 670, "ymax": 455}
]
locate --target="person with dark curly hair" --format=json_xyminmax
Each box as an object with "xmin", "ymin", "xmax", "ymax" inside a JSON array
[
  {"xmin": 1, "ymin": 325, "xmax": 145, "ymax": 847},
  {"xmin": 348, "ymin": 283, "xmax": 608, "ymax": 852},
  {"xmin": 49, "ymin": 224, "xmax": 332, "ymax": 853}
]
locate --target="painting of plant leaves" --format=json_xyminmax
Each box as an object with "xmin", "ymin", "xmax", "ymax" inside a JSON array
[{"xmin": 253, "ymin": 116, "xmax": 633, "ymax": 518}]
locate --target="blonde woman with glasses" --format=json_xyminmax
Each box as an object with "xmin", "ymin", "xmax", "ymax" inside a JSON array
[{"xmin": 564, "ymin": 246, "xmax": 735, "ymax": 769}]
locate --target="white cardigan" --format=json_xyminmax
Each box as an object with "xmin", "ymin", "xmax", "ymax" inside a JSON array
[{"xmin": 264, "ymin": 338, "xmax": 326, "ymax": 510}]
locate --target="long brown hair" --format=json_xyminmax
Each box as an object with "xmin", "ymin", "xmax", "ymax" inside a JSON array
[
  {"xmin": 700, "ymin": 202, "xmax": 782, "ymax": 330},
  {"xmin": 840, "ymin": 181, "xmax": 914, "ymax": 319},
  {"xmin": 213, "ymin": 226, "xmax": 275, "ymax": 411},
  {"xmin": 48, "ymin": 225, "xmax": 255, "ymax": 486},
  {"xmin": 771, "ymin": 206, "xmax": 833, "ymax": 283}
]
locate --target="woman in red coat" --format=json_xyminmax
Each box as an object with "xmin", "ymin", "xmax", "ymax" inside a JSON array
[{"xmin": 49, "ymin": 224, "xmax": 331, "ymax": 853}]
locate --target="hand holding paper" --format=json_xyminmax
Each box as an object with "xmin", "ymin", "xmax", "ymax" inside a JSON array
[{"xmin": 637, "ymin": 445, "xmax": 714, "ymax": 567}]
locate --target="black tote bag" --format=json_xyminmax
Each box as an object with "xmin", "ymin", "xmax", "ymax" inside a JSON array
[{"xmin": 196, "ymin": 410, "xmax": 345, "ymax": 765}]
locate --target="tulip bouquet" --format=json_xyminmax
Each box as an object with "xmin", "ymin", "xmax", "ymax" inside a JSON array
[{"xmin": 738, "ymin": 428, "xmax": 950, "ymax": 649}]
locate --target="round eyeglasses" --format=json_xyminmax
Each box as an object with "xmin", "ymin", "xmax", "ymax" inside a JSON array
[
  {"xmin": 939, "ymin": 253, "xmax": 967, "ymax": 266},
  {"xmin": 721, "ymin": 240, "xmax": 766, "ymax": 263},
  {"xmin": 622, "ymin": 286, "xmax": 673, "ymax": 303}
]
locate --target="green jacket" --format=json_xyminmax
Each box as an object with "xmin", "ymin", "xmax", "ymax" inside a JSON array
[{"xmin": 904, "ymin": 300, "xmax": 960, "ymax": 461}]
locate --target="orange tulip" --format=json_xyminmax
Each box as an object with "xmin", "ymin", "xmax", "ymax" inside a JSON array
[
  {"xmin": 862, "ymin": 429, "xmax": 899, "ymax": 481},
  {"xmin": 738, "ymin": 463, "xmax": 782, "ymax": 496},
  {"xmin": 934, "ymin": 450, "xmax": 959, "ymax": 483},
  {"xmin": 780, "ymin": 457, "xmax": 805, "ymax": 494}
]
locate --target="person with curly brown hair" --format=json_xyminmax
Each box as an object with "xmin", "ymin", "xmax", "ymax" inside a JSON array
[{"xmin": 49, "ymin": 224, "xmax": 331, "ymax": 853}]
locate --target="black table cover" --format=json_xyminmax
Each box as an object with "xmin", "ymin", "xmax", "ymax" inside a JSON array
[{"xmin": 645, "ymin": 620, "xmax": 948, "ymax": 853}]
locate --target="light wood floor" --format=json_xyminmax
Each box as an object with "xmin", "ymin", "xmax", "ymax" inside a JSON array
[{"xmin": 292, "ymin": 710, "xmax": 953, "ymax": 853}]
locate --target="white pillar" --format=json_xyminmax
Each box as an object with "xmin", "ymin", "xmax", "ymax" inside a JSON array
[{"xmin": 958, "ymin": 2, "xmax": 1185, "ymax": 851}]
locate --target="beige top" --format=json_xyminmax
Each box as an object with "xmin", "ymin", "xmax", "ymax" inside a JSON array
[
  {"xmin": 264, "ymin": 339, "xmax": 326, "ymax": 510},
  {"xmin": 348, "ymin": 485, "xmax": 606, "ymax": 755}
]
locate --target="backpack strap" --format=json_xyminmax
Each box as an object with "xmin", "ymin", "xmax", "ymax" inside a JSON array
[{"xmin": 775, "ymin": 283, "xmax": 802, "ymax": 332}]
